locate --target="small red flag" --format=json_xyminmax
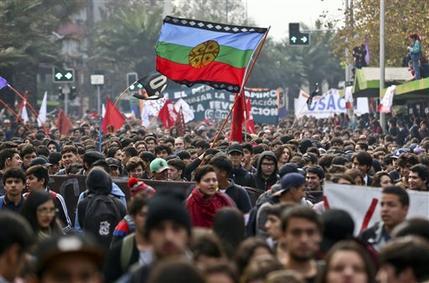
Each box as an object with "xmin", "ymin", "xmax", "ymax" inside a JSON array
[
  {"xmin": 158, "ymin": 99, "xmax": 177, "ymax": 129},
  {"xmin": 230, "ymin": 91, "xmax": 245, "ymax": 142},
  {"xmin": 56, "ymin": 109, "xmax": 73, "ymax": 136},
  {"xmin": 175, "ymin": 107, "xmax": 186, "ymax": 136},
  {"xmin": 101, "ymin": 98, "xmax": 125, "ymax": 133},
  {"xmin": 245, "ymin": 98, "xmax": 255, "ymax": 134}
]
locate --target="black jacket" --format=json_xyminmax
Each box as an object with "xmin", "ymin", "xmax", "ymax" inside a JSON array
[
  {"xmin": 224, "ymin": 180, "xmax": 252, "ymax": 213},
  {"xmin": 104, "ymin": 235, "xmax": 140, "ymax": 282},
  {"xmin": 231, "ymin": 166, "xmax": 253, "ymax": 187},
  {"xmin": 250, "ymin": 151, "xmax": 279, "ymax": 192}
]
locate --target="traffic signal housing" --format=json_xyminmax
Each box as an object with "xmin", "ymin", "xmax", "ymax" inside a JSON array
[{"xmin": 289, "ymin": 23, "xmax": 310, "ymax": 46}]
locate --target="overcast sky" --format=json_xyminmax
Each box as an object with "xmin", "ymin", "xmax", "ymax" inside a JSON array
[{"xmin": 246, "ymin": 0, "xmax": 345, "ymax": 40}]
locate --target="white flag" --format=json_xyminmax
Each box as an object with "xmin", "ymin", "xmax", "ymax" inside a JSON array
[
  {"xmin": 102, "ymin": 103, "xmax": 106, "ymax": 118},
  {"xmin": 21, "ymin": 101, "xmax": 29, "ymax": 123},
  {"xmin": 174, "ymin": 98, "xmax": 194, "ymax": 123},
  {"xmin": 379, "ymin": 85, "xmax": 396, "ymax": 113},
  {"xmin": 37, "ymin": 91, "xmax": 47, "ymax": 126}
]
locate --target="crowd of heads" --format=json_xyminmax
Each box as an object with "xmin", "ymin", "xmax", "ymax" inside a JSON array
[{"xmin": 2, "ymin": 112, "xmax": 429, "ymax": 282}]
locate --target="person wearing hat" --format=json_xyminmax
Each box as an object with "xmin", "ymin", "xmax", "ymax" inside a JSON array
[
  {"xmin": 150, "ymin": 158, "xmax": 169, "ymax": 181},
  {"xmin": 34, "ymin": 234, "xmax": 104, "ymax": 283},
  {"xmin": 47, "ymin": 152, "xmax": 62, "ymax": 175},
  {"xmin": 255, "ymin": 173, "xmax": 311, "ymax": 237},
  {"xmin": 228, "ymin": 144, "xmax": 253, "ymax": 187},
  {"xmin": 0, "ymin": 211, "xmax": 34, "ymax": 283},
  {"xmin": 106, "ymin": 157, "xmax": 123, "ymax": 178},
  {"xmin": 24, "ymin": 165, "xmax": 72, "ymax": 232},
  {"xmin": 124, "ymin": 194, "xmax": 193, "ymax": 283}
]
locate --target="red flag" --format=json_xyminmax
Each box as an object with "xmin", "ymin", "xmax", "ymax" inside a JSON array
[
  {"xmin": 230, "ymin": 91, "xmax": 245, "ymax": 142},
  {"xmin": 56, "ymin": 109, "xmax": 73, "ymax": 136},
  {"xmin": 245, "ymin": 98, "xmax": 255, "ymax": 134},
  {"xmin": 158, "ymin": 99, "xmax": 177, "ymax": 129},
  {"xmin": 101, "ymin": 98, "xmax": 125, "ymax": 133},
  {"xmin": 175, "ymin": 107, "xmax": 186, "ymax": 136}
]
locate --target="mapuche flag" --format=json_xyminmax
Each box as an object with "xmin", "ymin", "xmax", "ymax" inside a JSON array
[{"xmin": 156, "ymin": 16, "xmax": 267, "ymax": 92}]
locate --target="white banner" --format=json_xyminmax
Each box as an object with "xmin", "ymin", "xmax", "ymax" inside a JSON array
[
  {"xmin": 324, "ymin": 183, "xmax": 429, "ymax": 235},
  {"xmin": 295, "ymin": 89, "xmax": 368, "ymax": 119}
]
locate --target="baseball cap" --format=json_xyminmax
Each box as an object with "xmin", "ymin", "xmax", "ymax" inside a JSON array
[
  {"xmin": 228, "ymin": 144, "xmax": 243, "ymax": 154},
  {"xmin": 272, "ymin": 173, "xmax": 305, "ymax": 197},
  {"xmin": 150, "ymin": 158, "xmax": 169, "ymax": 173},
  {"xmin": 35, "ymin": 234, "xmax": 104, "ymax": 277},
  {"xmin": 30, "ymin": 156, "xmax": 52, "ymax": 167}
]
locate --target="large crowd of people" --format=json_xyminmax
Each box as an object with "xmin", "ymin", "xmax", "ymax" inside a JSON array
[{"xmin": 2, "ymin": 111, "xmax": 429, "ymax": 283}]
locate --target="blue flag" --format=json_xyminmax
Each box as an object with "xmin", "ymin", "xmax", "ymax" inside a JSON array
[{"xmin": 0, "ymin": 76, "xmax": 8, "ymax": 90}]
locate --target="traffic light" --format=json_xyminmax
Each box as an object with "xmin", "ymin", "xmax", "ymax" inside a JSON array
[
  {"xmin": 53, "ymin": 67, "xmax": 75, "ymax": 83},
  {"xmin": 58, "ymin": 86, "xmax": 64, "ymax": 100},
  {"xmin": 289, "ymin": 23, "xmax": 310, "ymax": 46},
  {"xmin": 70, "ymin": 86, "xmax": 77, "ymax": 100}
]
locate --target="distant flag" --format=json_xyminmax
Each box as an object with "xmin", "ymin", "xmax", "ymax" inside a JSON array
[
  {"xmin": 245, "ymin": 98, "xmax": 255, "ymax": 134},
  {"xmin": 20, "ymin": 100, "xmax": 29, "ymax": 123},
  {"xmin": 364, "ymin": 38, "xmax": 370, "ymax": 65},
  {"xmin": 174, "ymin": 98, "xmax": 194, "ymax": 123},
  {"xmin": 155, "ymin": 16, "xmax": 268, "ymax": 92},
  {"xmin": 158, "ymin": 99, "xmax": 177, "ymax": 129},
  {"xmin": 175, "ymin": 107, "xmax": 186, "ymax": 136},
  {"xmin": 345, "ymin": 86, "xmax": 354, "ymax": 109},
  {"xmin": 101, "ymin": 103, "xmax": 106, "ymax": 118},
  {"xmin": 0, "ymin": 76, "xmax": 8, "ymax": 90},
  {"xmin": 378, "ymin": 85, "xmax": 396, "ymax": 113},
  {"xmin": 101, "ymin": 98, "xmax": 126, "ymax": 133},
  {"xmin": 56, "ymin": 109, "xmax": 73, "ymax": 136},
  {"xmin": 37, "ymin": 91, "xmax": 47, "ymax": 127},
  {"xmin": 230, "ymin": 91, "xmax": 246, "ymax": 142}
]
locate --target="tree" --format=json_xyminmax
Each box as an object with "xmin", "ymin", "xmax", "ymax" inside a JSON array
[
  {"xmin": 333, "ymin": 0, "xmax": 429, "ymax": 66},
  {"xmin": 173, "ymin": 0, "xmax": 247, "ymax": 25},
  {"xmin": 0, "ymin": 0, "xmax": 84, "ymax": 101},
  {"xmin": 90, "ymin": 1, "xmax": 164, "ymax": 96}
]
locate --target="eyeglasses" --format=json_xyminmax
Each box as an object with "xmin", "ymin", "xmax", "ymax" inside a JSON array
[{"xmin": 37, "ymin": 207, "xmax": 57, "ymax": 215}]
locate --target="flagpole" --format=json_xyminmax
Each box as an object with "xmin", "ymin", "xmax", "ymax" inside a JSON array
[
  {"xmin": 211, "ymin": 27, "xmax": 271, "ymax": 147},
  {"xmin": 7, "ymin": 84, "xmax": 39, "ymax": 120},
  {"xmin": 0, "ymin": 98, "xmax": 20, "ymax": 120},
  {"xmin": 113, "ymin": 80, "xmax": 138, "ymax": 106}
]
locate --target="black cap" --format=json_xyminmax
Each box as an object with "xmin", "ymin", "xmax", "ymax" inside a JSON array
[
  {"xmin": 105, "ymin": 157, "xmax": 122, "ymax": 168},
  {"xmin": 30, "ymin": 156, "xmax": 52, "ymax": 167},
  {"xmin": 228, "ymin": 144, "xmax": 243, "ymax": 154}
]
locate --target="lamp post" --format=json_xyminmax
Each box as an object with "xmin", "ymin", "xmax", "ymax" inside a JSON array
[{"xmin": 379, "ymin": 0, "xmax": 386, "ymax": 132}]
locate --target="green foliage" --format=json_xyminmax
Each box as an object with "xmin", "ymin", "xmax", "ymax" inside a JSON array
[
  {"xmin": 334, "ymin": 0, "xmax": 429, "ymax": 66},
  {"xmin": 0, "ymin": 0, "xmax": 84, "ymax": 70}
]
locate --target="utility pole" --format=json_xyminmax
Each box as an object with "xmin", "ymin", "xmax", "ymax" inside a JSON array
[
  {"xmin": 379, "ymin": 0, "xmax": 386, "ymax": 132},
  {"xmin": 225, "ymin": 0, "xmax": 228, "ymax": 24}
]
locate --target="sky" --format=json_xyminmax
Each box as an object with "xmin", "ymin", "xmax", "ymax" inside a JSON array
[{"xmin": 246, "ymin": 0, "xmax": 345, "ymax": 40}]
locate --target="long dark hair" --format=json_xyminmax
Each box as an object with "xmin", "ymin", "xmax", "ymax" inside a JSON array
[{"xmin": 21, "ymin": 191, "xmax": 61, "ymax": 234}]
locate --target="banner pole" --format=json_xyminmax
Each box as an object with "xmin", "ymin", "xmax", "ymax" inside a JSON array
[
  {"xmin": 211, "ymin": 27, "xmax": 270, "ymax": 147},
  {"xmin": 7, "ymin": 84, "xmax": 39, "ymax": 120}
]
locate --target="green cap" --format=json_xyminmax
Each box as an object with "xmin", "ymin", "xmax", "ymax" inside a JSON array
[{"xmin": 150, "ymin": 158, "xmax": 169, "ymax": 173}]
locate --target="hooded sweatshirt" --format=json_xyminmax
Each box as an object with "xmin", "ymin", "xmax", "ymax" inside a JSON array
[
  {"xmin": 250, "ymin": 151, "xmax": 279, "ymax": 192},
  {"xmin": 77, "ymin": 168, "xmax": 126, "ymax": 228}
]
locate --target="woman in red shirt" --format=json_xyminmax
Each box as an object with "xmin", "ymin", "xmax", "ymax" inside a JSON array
[{"xmin": 186, "ymin": 165, "xmax": 234, "ymax": 228}]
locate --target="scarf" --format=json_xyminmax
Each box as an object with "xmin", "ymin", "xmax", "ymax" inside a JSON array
[{"xmin": 186, "ymin": 188, "xmax": 234, "ymax": 228}]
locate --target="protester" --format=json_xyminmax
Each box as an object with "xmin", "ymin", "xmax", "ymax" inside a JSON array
[
  {"xmin": 279, "ymin": 206, "xmax": 323, "ymax": 282},
  {"xmin": 359, "ymin": 186, "xmax": 409, "ymax": 252},
  {"xmin": 0, "ymin": 168, "xmax": 26, "ymax": 212},
  {"xmin": 186, "ymin": 165, "xmax": 235, "ymax": 228},
  {"xmin": 318, "ymin": 241, "xmax": 376, "ymax": 283},
  {"xmin": 0, "ymin": 211, "xmax": 34, "ymax": 283},
  {"xmin": 21, "ymin": 191, "xmax": 63, "ymax": 242},
  {"xmin": 34, "ymin": 234, "xmax": 104, "ymax": 283}
]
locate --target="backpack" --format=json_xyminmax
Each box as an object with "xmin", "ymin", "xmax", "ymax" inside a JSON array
[
  {"xmin": 82, "ymin": 194, "xmax": 122, "ymax": 247},
  {"xmin": 120, "ymin": 233, "xmax": 136, "ymax": 272}
]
